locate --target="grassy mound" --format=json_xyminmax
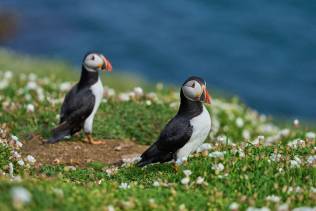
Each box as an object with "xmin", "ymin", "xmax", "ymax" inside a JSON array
[{"xmin": 0, "ymin": 50, "xmax": 315, "ymax": 210}]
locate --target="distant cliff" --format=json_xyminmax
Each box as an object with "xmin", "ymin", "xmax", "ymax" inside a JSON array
[{"xmin": 0, "ymin": 10, "xmax": 18, "ymax": 44}]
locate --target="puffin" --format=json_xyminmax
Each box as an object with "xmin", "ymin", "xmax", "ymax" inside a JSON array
[
  {"xmin": 137, "ymin": 76, "xmax": 212, "ymax": 168},
  {"xmin": 46, "ymin": 52, "xmax": 112, "ymax": 144}
]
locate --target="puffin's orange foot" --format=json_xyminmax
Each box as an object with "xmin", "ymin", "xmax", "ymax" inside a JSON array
[
  {"xmin": 173, "ymin": 163, "xmax": 180, "ymax": 172},
  {"xmin": 84, "ymin": 133, "xmax": 105, "ymax": 145}
]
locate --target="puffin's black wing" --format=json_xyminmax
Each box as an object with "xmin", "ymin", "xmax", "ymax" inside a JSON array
[
  {"xmin": 47, "ymin": 85, "xmax": 95, "ymax": 144},
  {"xmin": 59, "ymin": 85, "xmax": 80, "ymax": 123},
  {"xmin": 137, "ymin": 116, "xmax": 193, "ymax": 167}
]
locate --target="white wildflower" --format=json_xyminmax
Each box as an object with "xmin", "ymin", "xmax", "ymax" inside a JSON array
[
  {"xmin": 212, "ymin": 163, "xmax": 224, "ymax": 172},
  {"xmin": 36, "ymin": 88, "xmax": 45, "ymax": 101},
  {"xmin": 293, "ymin": 119, "xmax": 300, "ymax": 127},
  {"xmin": 119, "ymin": 183, "xmax": 130, "ymax": 189},
  {"xmin": 209, "ymin": 151, "xmax": 226, "ymax": 158},
  {"xmin": 0, "ymin": 80, "xmax": 9, "ymax": 90},
  {"xmin": 17, "ymin": 160, "xmax": 25, "ymax": 166},
  {"xmin": 280, "ymin": 129, "xmax": 290, "ymax": 137},
  {"xmin": 127, "ymin": 91, "xmax": 135, "ymax": 99},
  {"xmin": 258, "ymin": 124, "xmax": 279, "ymax": 134},
  {"xmin": 229, "ymin": 202, "xmax": 239, "ymax": 210},
  {"xmin": 237, "ymin": 149, "xmax": 245, "ymax": 158},
  {"xmin": 295, "ymin": 186, "xmax": 302, "ymax": 193},
  {"xmin": 133, "ymin": 87, "xmax": 144, "ymax": 97},
  {"xmin": 105, "ymin": 167, "xmax": 118, "ymax": 176},
  {"xmin": 26, "ymin": 155, "xmax": 36, "ymax": 165},
  {"xmin": 292, "ymin": 207, "xmax": 316, "ymax": 211},
  {"xmin": 287, "ymin": 139, "xmax": 305, "ymax": 149},
  {"xmin": 266, "ymin": 195, "xmax": 280, "ymax": 203},
  {"xmin": 216, "ymin": 135, "xmax": 232, "ymax": 145},
  {"xmin": 59, "ymin": 82, "xmax": 72, "ymax": 92},
  {"xmin": 9, "ymin": 162, "xmax": 14, "ymax": 178},
  {"xmin": 145, "ymin": 100, "xmax": 152, "ymax": 106},
  {"xmin": 4, "ymin": 71, "xmax": 13, "ymax": 79},
  {"xmin": 252, "ymin": 136, "xmax": 264, "ymax": 146},
  {"xmin": 153, "ymin": 181, "xmax": 160, "ymax": 187},
  {"xmin": 306, "ymin": 132, "xmax": 316, "ymax": 142},
  {"xmin": 103, "ymin": 87, "xmax": 116, "ymax": 98},
  {"xmin": 270, "ymin": 153, "xmax": 282, "ymax": 162},
  {"xmin": 290, "ymin": 157, "xmax": 301, "ymax": 168},
  {"xmin": 118, "ymin": 93, "xmax": 130, "ymax": 102},
  {"xmin": 11, "ymin": 187, "xmax": 32, "ymax": 208},
  {"xmin": 146, "ymin": 92, "xmax": 158, "ymax": 101},
  {"xmin": 181, "ymin": 177, "xmax": 190, "ymax": 185},
  {"xmin": 122, "ymin": 155, "xmax": 141, "ymax": 164},
  {"xmin": 15, "ymin": 140, "xmax": 23, "ymax": 148},
  {"xmin": 26, "ymin": 104, "xmax": 35, "ymax": 113},
  {"xmin": 242, "ymin": 130, "xmax": 251, "ymax": 140},
  {"xmin": 11, "ymin": 135, "xmax": 19, "ymax": 142},
  {"xmin": 196, "ymin": 176, "xmax": 205, "ymax": 185},
  {"xmin": 183, "ymin": 170, "xmax": 192, "ymax": 177},
  {"xmin": 107, "ymin": 205, "xmax": 115, "ymax": 211},
  {"xmin": 277, "ymin": 203, "xmax": 289, "ymax": 211},
  {"xmin": 26, "ymin": 81, "xmax": 37, "ymax": 90},
  {"xmin": 64, "ymin": 166, "xmax": 76, "ymax": 171},
  {"xmin": 246, "ymin": 207, "xmax": 270, "ymax": 211},
  {"xmin": 235, "ymin": 117, "xmax": 244, "ymax": 128},
  {"xmin": 169, "ymin": 102, "xmax": 178, "ymax": 109},
  {"xmin": 12, "ymin": 151, "xmax": 21, "ymax": 159},
  {"xmin": 217, "ymin": 135, "xmax": 226, "ymax": 143},
  {"xmin": 179, "ymin": 204, "xmax": 187, "ymax": 211},
  {"xmin": 307, "ymin": 156, "xmax": 316, "ymax": 165}
]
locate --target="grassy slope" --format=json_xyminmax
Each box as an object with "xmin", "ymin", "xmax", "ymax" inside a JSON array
[
  {"xmin": 0, "ymin": 49, "xmax": 148, "ymax": 91},
  {"xmin": 0, "ymin": 49, "xmax": 315, "ymax": 210}
]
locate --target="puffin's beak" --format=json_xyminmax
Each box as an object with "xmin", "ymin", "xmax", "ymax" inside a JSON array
[
  {"xmin": 203, "ymin": 86, "xmax": 211, "ymax": 104},
  {"xmin": 100, "ymin": 55, "xmax": 112, "ymax": 72}
]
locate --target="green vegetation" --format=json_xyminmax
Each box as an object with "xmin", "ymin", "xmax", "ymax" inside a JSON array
[{"xmin": 0, "ymin": 50, "xmax": 315, "ymax": 210}]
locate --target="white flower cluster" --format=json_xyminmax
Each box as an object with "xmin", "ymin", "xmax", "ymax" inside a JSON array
[
  {"xmin": 103, "ymin": 86, "xmax": 159, "ymax": 104},
  {"xmin": 0, "ymin": 125, "xmax": 36, "ymax": 179},
  {"xmin": 10, "ymin": 186, "xmax": 32, "ymax": 209}
]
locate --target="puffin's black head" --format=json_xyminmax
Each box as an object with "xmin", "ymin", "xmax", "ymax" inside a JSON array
[
  {"xmin": 82, "ymin": 52, "xmax": 112, "ymax": 73},
  {"xmin": 181, "ymin": 76, "xmax": 211, "ymax": 104}
]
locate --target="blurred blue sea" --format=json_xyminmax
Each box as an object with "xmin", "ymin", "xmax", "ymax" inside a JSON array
[{"xmin": 1, "ymin": 0, "xmax": 316, "ymax": 119}]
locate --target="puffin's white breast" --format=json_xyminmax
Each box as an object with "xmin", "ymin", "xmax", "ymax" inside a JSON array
[
  {"xmin": 84, "ymin": 78, "xmax": 103, "ymax": 133},
  {"xmin": 176, "ymin": 105, "xmax": 211, "ymax": 160}
]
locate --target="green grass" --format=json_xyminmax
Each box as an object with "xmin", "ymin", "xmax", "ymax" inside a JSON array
[{"xmin": 0, "ymin": 49, "xmax": 315, "ymax": 210}]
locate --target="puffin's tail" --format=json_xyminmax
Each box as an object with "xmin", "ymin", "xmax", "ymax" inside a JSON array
[
  {"xmin": 46, "ymin": 122, "xmax": 71, "ymax": 144},
  {"xmin": 137, "ymin": 144, "xmax": 173, "ymax": 167}
]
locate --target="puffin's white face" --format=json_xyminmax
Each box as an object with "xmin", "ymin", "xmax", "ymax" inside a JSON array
[
  {"xmin": 83, "ymin": 53, "xmax": 112, "ymax": 73},
  {"xmin": 182, "ymin": 80, "xmax": 203, "ymax": 101},
  {"xmin": 182, "ymin": 79, "xmax": 211, "ymax": 104}
]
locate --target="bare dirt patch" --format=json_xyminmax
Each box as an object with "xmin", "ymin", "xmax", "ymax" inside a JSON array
[{"xmin": 21, "ymin": 136, "xmax": 147, "ymax": 167}]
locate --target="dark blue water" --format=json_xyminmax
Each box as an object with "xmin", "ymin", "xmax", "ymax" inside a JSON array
[{"xmin": 1, "ymin": 0, "xmax": 316, "ymax": 119}]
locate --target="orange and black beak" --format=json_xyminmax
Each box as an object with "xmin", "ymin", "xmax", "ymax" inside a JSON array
[
  {"xmin": 202, "ymin": 86, "xmax": 211, "ymax": 104},
  {"xmin": 100, "ymin": 55, "xmax": 112, "ymax": 72}
]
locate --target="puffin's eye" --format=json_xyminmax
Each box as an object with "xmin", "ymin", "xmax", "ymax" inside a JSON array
[
  {"xmin": 191, "ymin": 82, "xmax": 195, "ymax": 88},
  {"xmin": 91, "ymin": 55, "xmax": 95, "ymax": 60}
]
